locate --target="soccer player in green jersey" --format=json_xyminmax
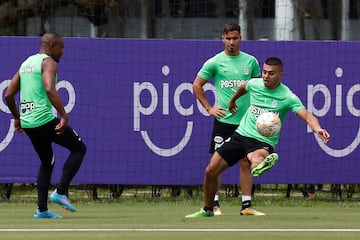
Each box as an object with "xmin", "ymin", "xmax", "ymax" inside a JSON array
[
  {"xmin": 5, "ymin": 32, "xmax": 86, "ymax": 219},
  {"xmin": 193, "ymin": 23, "xmax": 261, "ymax": 216},
  {"xmin": 186, "ymin": 57, "xmax": 330, "ymax": 218}
]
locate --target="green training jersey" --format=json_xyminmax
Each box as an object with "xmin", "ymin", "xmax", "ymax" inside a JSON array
[
  {"xmin": 236, "ymin": 78, "xmax": 305, "ymax": 148},
  {"xmin": 197, "ymin": 51, "xmax": 260, "ymax": 125},
  {"xmin": 19, "ymin": 53, "xmax": 56, "ymax": 128}
]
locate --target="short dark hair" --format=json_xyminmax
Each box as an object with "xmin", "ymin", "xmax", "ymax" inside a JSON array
[
  {"xmin": 222, "ymin": 23, "xmax": 241, "ymax": 35},
  {"xmin": 265, "ymin": 57, "xmax": 283, "ymax": 68}
]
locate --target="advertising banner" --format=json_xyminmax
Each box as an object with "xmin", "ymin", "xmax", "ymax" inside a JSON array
[{"xmin": 0, "ymin": 37, "xmax": 359, "ymax": 184}]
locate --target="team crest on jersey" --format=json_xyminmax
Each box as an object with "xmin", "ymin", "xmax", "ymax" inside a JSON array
[
  {"xmin": 271, "ymin": 100, "xmax": 278, "ymax": 108},
  {"xmin": 243, "ymin": 67, "xmax": 249, "ymax": 75}
]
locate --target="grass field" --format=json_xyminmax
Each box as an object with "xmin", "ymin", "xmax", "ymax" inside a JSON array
[{"xmin": 0, "ymin": 185, "xmax": 359, "ymax": 240}]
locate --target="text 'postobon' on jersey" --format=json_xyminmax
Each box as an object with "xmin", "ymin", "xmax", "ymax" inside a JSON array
[
  {"xmin": 236, "ymin": 78, "xmax": 305, "ymax": 148},
  {"xmin": 197, "ymin": 51, "xmax": 260, "ymax": 125}
]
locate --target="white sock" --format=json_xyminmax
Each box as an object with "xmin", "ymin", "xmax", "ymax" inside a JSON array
[
  {"xmin": 214, "ymin": 195, "xmax": 219, "ymax": 202},
  {"xmin": 242, "ymin": 195, "xmax": 251, "ymax": 202}
]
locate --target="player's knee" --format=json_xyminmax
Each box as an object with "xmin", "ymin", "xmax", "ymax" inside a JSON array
[
  {"xmin": 205, "ymin": 165, "xmax": 219, "ymax": 179},
  {"xmin": 240, "ymin": 158, "xmax": 250, "ymax": 169},
  {"xmin": 74, "ymin": 141, "xmax": 87, "ymax": 156}
]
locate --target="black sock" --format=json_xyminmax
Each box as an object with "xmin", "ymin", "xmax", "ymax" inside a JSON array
[
  {"xmin": 203, "ymin": 206, "xmax": 213, "ymax": 212},
  {"xmin": 242, "ymin": 200, "xmax": 251, "ymax": 210},
  {"xmin": 213, "ymin": 200, "xmax": 220, "ymax": 207}
]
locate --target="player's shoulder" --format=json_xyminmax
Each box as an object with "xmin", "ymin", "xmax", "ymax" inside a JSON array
[
  {"xmin": 278, "ymin": 83, "xmax": 301, "ymax": 99},
  {"xmin": 211, "ymin": 51, "xmax": 226, "ymax": 60},
  {"xmin": 246, "ymin": 78, "xmax": 262, "ymax": 90},
  {"xmin": 239, "ymin": 50, "xmax": 254, "ymax": 57},
  {"xmin": 203, "ymin": 51, "xmax": 225, "ymax": 65},
  {"xmin": 239, "ymin": 51, "xmax": 258, "ymax": 60},
  {"xmin": 248, "ymin": 77, "xmax": 262, "ymax": 84},
  {"xmin": 278, "ymin": 82, "xmax": 293, "ymax": 93}
]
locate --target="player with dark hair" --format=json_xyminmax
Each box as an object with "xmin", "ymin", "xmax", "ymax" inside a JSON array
[
  {"xmin": 193, "ymin": 23, "xmax": 261, "ymax": 216},
  {"xmin": 186, "ymin": 57, "xmax": 330, "ymax": 218},
  {"xmin": 5, "ymin": 32, "xmax": 86, "ymax": 219}
]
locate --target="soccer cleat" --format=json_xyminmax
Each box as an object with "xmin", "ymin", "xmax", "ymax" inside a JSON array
[
  {"xmin": 240, "ymin": 207, "xmax": 266, "ymax": 216},
  {"xmin": 33, "ymin": 209, "xmax": 62, "ymax": 219},
  {"xmin": 251, "ymin": 153, "xmax": 279, "ymax": 177},
  {"xmin": 50, "ymin": 189, "xmax": 77, "ymax": 212},
  {"xmin": 185, "ymin": 208, "xmax": 214, "ymax": 218},
  {"xmin": 213, "ymin": 206, "xmax": 222, "ymax": 216}
]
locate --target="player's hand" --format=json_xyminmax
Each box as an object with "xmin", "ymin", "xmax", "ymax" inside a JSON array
[
  {"xmin": 228, "ymin": 102, "xmax": 238, "ymax": 114},
  {"xmin": 55, "ymin": 118, "xmax": 68, "ymax": 134},
  {"xmin": 207, "ymin": 106, "xmax": 226, "ymax": 118},
  {"xmin": 317, "ymin": 129, "xmax": 330, "ymax": 144},
  {"xmin": 14, "ymin": 118, "xmax": 24, "ymax": 133}
]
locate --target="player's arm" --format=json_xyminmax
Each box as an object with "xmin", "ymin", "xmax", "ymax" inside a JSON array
[
  {"xmin": 297, "ymin": 108, "xmax": 330, "ymax": 144},
  {"xmin": 228, "ymin": 83, "xmax": 247, "ymax": 114},
  {"xmin": 4, "ymin": 72, "xmax": 23, "ymax": 133},
  {"xmin": 42, "ymin": 57, "xmax": 68, "ymax": 134},
  {"xmin": 193, "ymin": 76, "xmax": 226, "ymax": 117}
]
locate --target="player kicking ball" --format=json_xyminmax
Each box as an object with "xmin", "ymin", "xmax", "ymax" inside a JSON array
[{"xmin": 185, "ymin": 57, "xmax": 330, "ymax": 218}]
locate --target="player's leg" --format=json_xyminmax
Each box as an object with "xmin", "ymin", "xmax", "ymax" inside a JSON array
[
  {"xmin": 251, "ymin": 152, "xmax": 279, "ymax": 177},
  {"xmin": 239, "ymin": 158, "xmax": 252, "ymax": 209},
  {"xmin": 213, "ymin": 174, "xmax": 221, "ymax": 215},
  {"xmin": 239, "ymin": 157, "xmax": 265, "ymax": 216},
  {"xmin": 185, "ymin": 152, "xmax": 228, "ymax": 218},
  {"xmin": 209, "ymin": 122, "xmax": 222, "ymax": 215},
  {"xmin": 53, "ymin": 125, "xmax": 86, "ymax": 194},
  {"xmin": 50, "ymin": 124, "xmax": 86, "ymax": 212},
  {"xmin": 210, "ymin": 119, "xmax": 238, "ymax": 216},
  {"xmin": 245, "ymin": 138, "xmax": 277, "ymax": 177},
  {"xmin": 185, "ymin": 132, "xmax": 246, "ymax": 218},
  {"xmin": 203, "ymin": 152, "xmax": 229, "ymax": 209},
  {"xmin": 24, "ymin": 124, "xmax": 62, "ymax": 218}
]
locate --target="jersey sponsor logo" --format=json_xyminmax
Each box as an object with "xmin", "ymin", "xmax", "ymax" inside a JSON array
[
  {"xmin": 20, "ymin": 101, "xmax": 35, "ymax": 114},
  {"xmin": 249, "ymin": 105, "xmax": 279, "ymax": 118},
  {"xmin": 220, "ymin": 79, "xmax": 247, "ymax": 89},
  {"xmin": 250, "ymin": 105, "xmax": 280, "ymax": 127},
  {"xmin": 19, "ymin": 66, "xmax": 36, "ymax": 73}
]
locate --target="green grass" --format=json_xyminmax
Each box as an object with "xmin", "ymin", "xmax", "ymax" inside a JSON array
[{"xmin": 0, "ymin": 185, "xmax": 359, "ymax": 240}]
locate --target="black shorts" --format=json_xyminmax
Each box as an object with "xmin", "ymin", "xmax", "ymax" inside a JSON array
[
  {"xmin": 209, "ymin": 119, "xmax": 238, "ymax": 153},
  {"xmin": 216, "ymin": 132, "xmax": 274, "ymax": 167}
]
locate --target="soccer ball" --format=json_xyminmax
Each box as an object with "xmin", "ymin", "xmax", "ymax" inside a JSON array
[{"xmin": 256, "ymin": 112, "xmax": 281, "ymax": 137}]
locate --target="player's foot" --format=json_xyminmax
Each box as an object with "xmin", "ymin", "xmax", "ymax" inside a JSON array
[
  {"xmin": 185, "ymin": 208, "xmax": 214, "ymax": 218},
  {"xmin": 213, "ymin": 206, "xmax": 222, "ymax": 216},
  {"xmin": 33, "ymin": 209, "xmax": 62, "ymax": 219},
  {"xmin": 251, "ymin": 153, "xmax": 279, "ymax": 177},
  {"xmin": 50, "ymin": 189, "xmax": 77, "ymax": 212},
  {"xmin": 240, "ymin": 207, "xmax": 266, "ymax": 216}
]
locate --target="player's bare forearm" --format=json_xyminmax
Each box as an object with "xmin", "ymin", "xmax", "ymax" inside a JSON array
[
  {"xmin": 229, "ymin": 84, "xmax": 247, "ymax": 114},
  {"xmin": 5, "ymin": 72, "xmax": 21, "ymax": 119},
  {"xmin": 193, "ymin": 77, "xmax": 212, "ymax": 111},
  {"xmin": 298, "ymin": 109, "xmax": 330, "ymax": 144},
  {"xmin": 47, "ymin": 91, "xmax": 67, "ymax": 119},
  {"xmin": 193, "ymin": 87, "xmax": 211, "ymax": 111}
]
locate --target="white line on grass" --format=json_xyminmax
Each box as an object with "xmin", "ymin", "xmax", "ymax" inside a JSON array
[{"xmin": 0, "ymin": 229, "xmax": 360, "ymax": 232}]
